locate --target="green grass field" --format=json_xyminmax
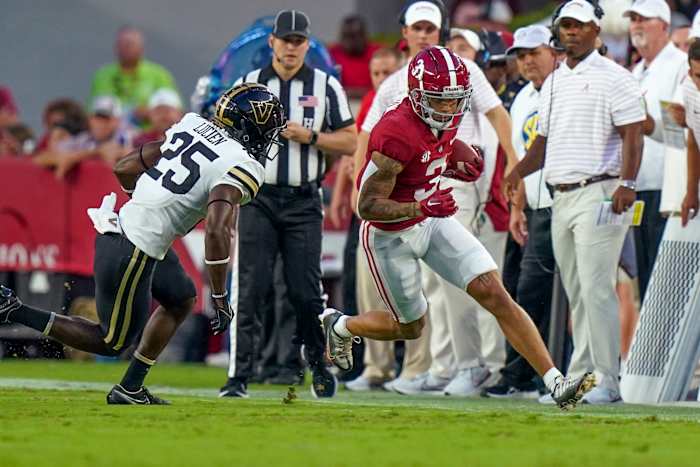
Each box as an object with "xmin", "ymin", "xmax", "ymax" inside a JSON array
[{"xmin": 1, "ymin": 360, "xmax": 699, "ymax": 467}]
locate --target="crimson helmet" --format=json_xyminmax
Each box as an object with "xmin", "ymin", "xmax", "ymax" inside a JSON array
[{"xmin": 407, "ymin": 46, "xmax": 472, "ymax": 130}]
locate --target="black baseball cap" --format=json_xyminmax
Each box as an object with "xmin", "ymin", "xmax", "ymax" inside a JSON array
[{"xmin": 272, "ymin": 10, "xmax": 311, "ymax": 39}]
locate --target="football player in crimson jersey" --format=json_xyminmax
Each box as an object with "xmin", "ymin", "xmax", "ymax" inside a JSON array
[{"xmin": 322, "ymin": 46, "xmax": 594, "ymax": 410}]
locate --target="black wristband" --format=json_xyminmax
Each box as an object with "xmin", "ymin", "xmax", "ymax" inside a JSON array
[
  {"xmin": 207, "ymin": 198, "xmax": 235, "ymax": 210},
  {"xmin": 309, "ymin": 130, "xmax": 318, "ymax": 146}
]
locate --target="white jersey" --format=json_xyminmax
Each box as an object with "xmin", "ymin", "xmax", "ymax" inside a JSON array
[{"xmin": 119, "ymin": 112, "xmax": 265, "ymax": 260}]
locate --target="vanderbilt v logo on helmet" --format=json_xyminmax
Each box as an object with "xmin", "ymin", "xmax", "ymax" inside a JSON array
[
  {"xmin": 213, "ymin": 83, "xmax": 286, "ymax": 162},
  {"xmin": 250, "ymin": 100, "xmax": 275, "ymax": 125}
]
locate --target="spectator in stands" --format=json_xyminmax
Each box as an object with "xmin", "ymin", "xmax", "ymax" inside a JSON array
[
  {"xmin": 329, "ymin": 15, "xmax": 381, "ymax": 98},
  {"xmin": 0, "ymin": 86, "xmax": 19, "ymax": 128},
  {"xmin": 90, "ymin": 25, "xmax": 178, "ymax": 127},
  {"xmin": 34, "ymin": 98, "xmax": 89, "ymax": 153},
  {"xmin": 34, "ymin": 96, "xmax": 131, "ymax": 178},
  {"xmin": 0, "ymin": 124, "xmax": 34, "ymax": 156},
  {"xmin": 448, "ymin": 28, "xmax": 482, "ymax": 62},
  {"xmin": 624, "ymin": 0, "xmax": 688, "ymax": 305},
  {"xmin": 132, "ymin": 88, "xmax": 183, "ymax": 147}
]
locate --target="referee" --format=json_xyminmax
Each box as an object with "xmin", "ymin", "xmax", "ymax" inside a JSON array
[
  {"xmin": 220, "ymin": 10, "xmax": 357, "ymax": 398},
  {"xmin": 504, "ymin": 0, "xmax": 644, "ymax": 404}
]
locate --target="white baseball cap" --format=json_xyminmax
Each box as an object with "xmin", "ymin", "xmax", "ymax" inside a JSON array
[
  {"xmin": 450, "ymin": 28, "xmax": 481, "ymax": 51},
  {"xmin": 623, "ymin": 0, "xmax": 671, "ymax": 24},
  {"xmin": 506, "ymin": 25, "xmax": 553, "ymax": 55},
  {"xmin": 148, "ymin": 88, "xmax": 182, "ymax": 110},
  {"xmin": 91, "ymin": 95, "xmax": 122, "ymax": 118},
  {"xmin": 555, "ymin": 0, "xmax": 601, "ymax": 27},
  {"xmin": 690, "ymin": 9, "xmax": 700, "ymax": 39},
  {"xmin": 404, "ymin": 1, "xmax": 442, "ymax": 28}
]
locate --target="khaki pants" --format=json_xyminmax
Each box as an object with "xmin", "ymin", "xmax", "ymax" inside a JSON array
[
  {"xmin": 551, "ymin": 179, "xmax": 627, "ymax": 391},
  {"xmin": 355, "ymin": 250, "xmax": 431, "ymax": 380}
]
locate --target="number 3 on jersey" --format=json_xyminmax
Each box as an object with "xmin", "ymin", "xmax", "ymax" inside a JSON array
[
  {"xmin": 414, "ymin": 157, "xmax": 446, "ymax": 201},
  {"xmin": 147, "ymin": 131, "xmax": 219, "ymax": 194}
]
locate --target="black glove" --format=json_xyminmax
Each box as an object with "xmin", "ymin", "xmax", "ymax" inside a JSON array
[{"xmin": 210, "ymin": 292, "xmax": 234, "ymax": 335}]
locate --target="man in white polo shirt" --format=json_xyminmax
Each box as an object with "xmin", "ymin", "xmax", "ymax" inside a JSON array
[
  {"xmin": 504, "ymin": 0, "xmax": 645, "ymax": 404},
  {"xmin": 484, "ymin": 24, "xmax": 559, "ymax": 399},
  {"xmin": 682, "ymin": 40, "xmax": 700, "ymax": 227},
  {"xmin": 624, "ymin": 0, "xmax": 688, "ymax": 305}
]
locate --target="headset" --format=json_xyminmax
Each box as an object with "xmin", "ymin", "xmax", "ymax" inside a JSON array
[
  {"xmin": 549, "ymin": 0, "xmax": 605, "ymax": 50},
  {"xmin": 398, "ymin": 0, "xmax": 450, "ymax": 46}
]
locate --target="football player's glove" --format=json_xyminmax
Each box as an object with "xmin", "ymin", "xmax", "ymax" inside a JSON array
[
  {"xmin": 419, "ymin": 187, "xmax": 458, "ymax": 218},
  {"xmin": 210, "ymin": 292, "xmax": 234, "ymax": 335}
]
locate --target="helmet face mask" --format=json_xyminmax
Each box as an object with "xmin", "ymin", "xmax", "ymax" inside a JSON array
[
  {"xmin": 213, "ymin": 83, "xmax": 287, "ymax": 162},
  {"xmin": 407, "ymin": 46, "xmax": 472, "ymax": 131},
  {"xmin": 409, "ymin": 86, "xmax": 471, "ymax": 130}
]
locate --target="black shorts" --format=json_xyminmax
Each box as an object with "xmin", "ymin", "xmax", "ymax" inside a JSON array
[{"xmin": 94, "ymin": 234, "xmax": 196, "ymax": 353}]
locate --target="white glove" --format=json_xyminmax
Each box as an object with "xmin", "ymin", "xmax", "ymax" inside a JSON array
[{"xmin": 87, "ymin": 192, "xmax": 122, "ymax": 234}]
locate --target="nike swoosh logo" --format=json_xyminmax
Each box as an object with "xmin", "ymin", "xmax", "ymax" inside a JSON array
[
  {"xmin": 427, "ymin": 200, "xmax": 440, "ymax": 206},
  {"xmin": 117, "ymin": 392, "xmax": 147, "ymax": 404}
]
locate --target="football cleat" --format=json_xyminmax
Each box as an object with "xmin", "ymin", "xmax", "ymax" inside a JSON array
[
  {"xmin": 0, "ymin": 285, "xmax": 22, "ymax": 323},
  {"xmin": 310, "ymin": 363, "xmax": 338, "ymax": 399},
  {"xmin": 551, "ymin": 372, "xmax": 596, "ymax": 411},
  {"xmin": 321, "ymin": 308, "xmax": 358, "ymax": 371},
  {"xmin": 219, "ymin": 378, "xmax": 249, "ymax": 398},
  {"xmin": 106, "ymin": 384, "xmax": 170, "ymax": 405}
]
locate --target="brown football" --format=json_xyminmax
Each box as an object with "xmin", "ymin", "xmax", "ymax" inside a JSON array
[{"xmin": 445, "ymin": 140, "xmax": 484, "ymax": 182}]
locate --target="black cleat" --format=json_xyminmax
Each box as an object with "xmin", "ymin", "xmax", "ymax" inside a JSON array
[
  {"xmin": 106, "ymin": 384, "xmax": 171, "ymax": 405},
  {"xmin": 551, "ymin": 372, "xmax": 596, "ymax": 411},
  {"xmin": 0, "ymin": 285, "xmax": 22, "ymax": 323},
  {"xmin": 219, "ymin": 378, "xmax": 249, "ymax": 398},
  {"xmin": 310, "ymin": 363, "xmax": 338, "ymax": 399}
]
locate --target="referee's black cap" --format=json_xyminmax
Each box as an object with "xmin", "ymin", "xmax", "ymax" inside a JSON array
[{"xmin": 272, "ymin": 10, "xmax": 311, "ymax": 39}]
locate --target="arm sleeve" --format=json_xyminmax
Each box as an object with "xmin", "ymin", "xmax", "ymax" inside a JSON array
[
  {"xmin": 610, "ymin": 72, "xmax": 646, "ymax": 127},
  {"xmin": 325, "ymin": 75, "xmax": 355, "ymax": 130}
]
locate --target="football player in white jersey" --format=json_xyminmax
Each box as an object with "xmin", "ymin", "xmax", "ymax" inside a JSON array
[{"xmin": 0, "ymin": 83, "xmax": 286, "ymax": 404}]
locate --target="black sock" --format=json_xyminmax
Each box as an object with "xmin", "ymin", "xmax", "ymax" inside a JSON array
[
  {"xmin": 10, "ymin": 304, "xmax": 54, "ymax": 334},
  {"xmin": 120, "ymin": 352, "xmax": 155, "ymax": 391}
]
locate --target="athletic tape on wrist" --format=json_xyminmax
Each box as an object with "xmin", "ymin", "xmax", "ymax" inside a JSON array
[{"xmin": 205, "ymin": 256, "xmax": 230, "ymax": 265}]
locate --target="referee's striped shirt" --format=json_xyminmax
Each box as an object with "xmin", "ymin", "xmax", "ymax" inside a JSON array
[{"xmin": 235, "ymin": 64, "xmax": 354, "ymax": 186}]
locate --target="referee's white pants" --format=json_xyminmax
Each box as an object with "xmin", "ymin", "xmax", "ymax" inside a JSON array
[
  {"xmin": 551, "ymin": 179, "xmax": 627, "ymax": 391},
  {"xmin": 424, "ymin": 184, "xmax": 507, "ymax": 377}
]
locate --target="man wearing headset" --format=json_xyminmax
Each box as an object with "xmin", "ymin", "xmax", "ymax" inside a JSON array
[
  {"xmin": 484, "ymin": 24, "xmax": 560, "ymax": 399},
  {"xmin": 504, "ymin": 0, "xmax": 645, "ymax": 404}
]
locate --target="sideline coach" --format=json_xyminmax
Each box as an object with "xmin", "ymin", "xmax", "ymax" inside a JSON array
[
  {"xmin": 505, "ymin": 0, "xmax": 644, "ymax": 404},
  {"xmin": 221, "ymin": 10, "xmax": 357, "ymax": 398}
]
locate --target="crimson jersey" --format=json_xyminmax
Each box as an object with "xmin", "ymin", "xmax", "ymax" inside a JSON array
[{"xmin": 358, "ymin": 98, "xmax": 458, "ymax": 231}]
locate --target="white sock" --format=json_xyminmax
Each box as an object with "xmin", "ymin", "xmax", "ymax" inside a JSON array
[
  {"xmin": 543, "ymin": 367, "xmax": 563, "ymax": 393},
  {"xmin": 333, "ymin": 315, "xmax": 352, "ymax": 338}
]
